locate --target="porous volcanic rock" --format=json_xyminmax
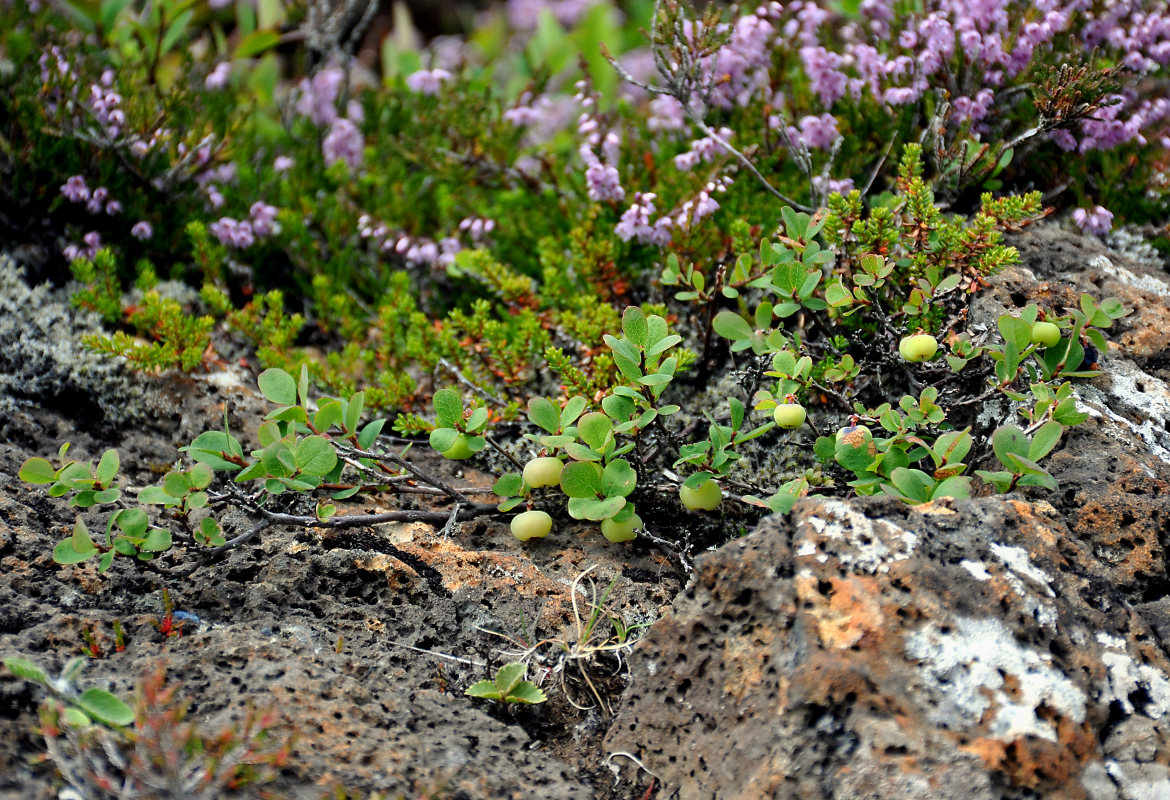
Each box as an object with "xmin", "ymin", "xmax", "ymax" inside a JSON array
[{"xmin": 605, "ymin": 496, "xmax": 1170, "ymax": 800}]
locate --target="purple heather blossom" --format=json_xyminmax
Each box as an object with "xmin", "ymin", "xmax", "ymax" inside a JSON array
[
  {"xmin": 647, "ymin": 96, "xmax": 687, "ymax": 133},
  {"xmin": 210, "ymin": 218, "xmax": 255, "ymax": 249},
  {"xmin": 675, "ymin": 178, "xmax": 730, "ymax": 231},
  {"xmin": 1072, "ymin": 205, "xmax": 1114, "ymax": 236},
  {"xmin": 323, "ymin": 118, "xmax": 364, "ymax": 172},
  {"xmin": 295, "ymin": 65, "xmax": 344, "ymax": 126},
  {"xmin": 105, "ymin": 200, "xmax": 122, "ymax": 215},
  {"xmin": 616, "ymin": 193, "xmax": 672, "ymax": 246},
  {"xmin": 61, "ymin": 175, "xmax": 89, "ymax": 203},
  {"xmin": 250, "ymin": 202, "xmax": 281, "ymax": 237},
  {"xmin": 131, "ymin": 221, "xmax": 153, "ymax": 240},
  {"xmin": 580, "ymin": 145, "xmax": 624, "ymax": 202},
  {"xmin": 205, "ymin": 62, "xmax": 231, "ymax": 90},
  {"xmin": 459, "ymin": 217, "xmax": 496, "ymax": 240},
  {"xmin": 273, "ymin": 155, "xmax": 295, "ymax": 172},
  {"xmin": 405, "ymin": 68, "xmax": 452, "ymax": 96},
  {"xmin": 792, "ymin": 113, "xmax": 840, "ymax": 150}
]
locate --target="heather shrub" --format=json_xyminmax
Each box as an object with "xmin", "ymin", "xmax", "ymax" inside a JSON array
[{"xmin": 3, "ymin": 0, "xmax": 1161, "ymax": 557}]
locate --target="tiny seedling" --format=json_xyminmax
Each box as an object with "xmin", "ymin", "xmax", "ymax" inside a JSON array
[{"xmin": 465, "ymin": 662, "xmax": 547, "ymax": 705}]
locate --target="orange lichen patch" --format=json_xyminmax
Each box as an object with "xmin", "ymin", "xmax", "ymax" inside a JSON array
[
  {"xmin": 352, "ymin": 553, "xmax": 425, "ymax": 591},
  {"xmin": 962, "ymin": 717, "xmax": 1098, "ymax": 792},
  {"xmin": 796, "ymin": 573, "xmax": 886, "ymax": 650},
  {"xmin": 721, "ymin": 626, "xmax": 780, "ymax": 703},
  {"xmin": 398, "ymin": 539, "xmax": 576, "ymax": 624},
  {"xmin": 365, "ymin": 617, "xmax": 385, "ymax": 633}
]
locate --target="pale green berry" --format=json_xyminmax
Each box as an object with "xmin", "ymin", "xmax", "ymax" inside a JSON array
[
  {"xmin": 1031, "ymin": 321, "xmax": 1060, "ymax": 348},
  {"xmin": 441, "ymin": 434, "xmax": 474, "ymax": 460},
  {"xmin": 511, "ymin": 510, "xmax": 552, "ymax": 541},
  {"xmin": 899, "ymin": 333, "xmax": 938, "ymax": 362},
  {"xmin": 523, "ymin": 457, "xmax": 563, "ymax": 488},
  {"xmin": 773, "ymin": 403, "xmax": 807, "ymax": 429},
  {"xmin": 680, "ymin": 480, "xmax": 722, "ymax": 511},
  {"xmin": 601, "ymin": 513, "xmax": 642, "ymax": 543}
]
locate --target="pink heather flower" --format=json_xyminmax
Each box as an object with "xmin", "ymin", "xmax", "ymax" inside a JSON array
[
  {"xmin": 131, "ymin": 221, "xmax": 153, "ymax": 240},
  {"xmin": 405, "ymin": 68, "xmax": 452, "ymax": 96},
  {"xmin": 250, "ymin": 202, "xmax": 280, "ymax": 237},
  {"xmin": 61, "ymin": 175, "xmax": 89, "ymax": 203},
  {"xmin": 647, "ymin": 96, "xmax": 687, "ymax": 133},
  {"xmin": 580, "ymin": 145, "xmax": 624, "ymax": 202},
  {"xmin": 1072, "ymin": 205, "xmax": 1114, "ymax": 236},
  {"xmin": 616, "ymin": 193, "xmax": 672, "ymax": 246},
  {"xmin": 105, "ymin": 200, "xmax": 122, "ymax": 215},
  {"xmin": 205, "ymin": 62, "xmax": 231, "ymax": 90},
  {"xmin": 295, "ymin": 65, "xmax": 344, "ymax": 126},
  {"xmin": 273, "ymin": 155, "xmax": 295, "ymax": 172},
  {"xmin": 323, "ymin": 118, "xmax": 364, "ymax": 172},
  {"xmin": 793, "ymin": 114, "xmax": 840, "ymax": 150}
]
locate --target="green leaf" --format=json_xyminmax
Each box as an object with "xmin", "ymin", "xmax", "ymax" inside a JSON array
[
  {"xmin": 315, "ymin": 400, "xmax": 344, "ymax": 432},
  {"xmin": 645, "ymin": 334, "xmax": 682, "ymax": 358},
  {"xmin": 18, "ymin": 457, "xmax": 56, "ymax": 484},
  {"xmin": 429, "ymin": 427, "xmax": 459, "ymax": 454},
  {"xmin": 931, "ymin": 476, "xmax": 972, "ymax": 500},
  {"xmin": 601, "ymin": 459, "xmax": 637, "ymax": 498},
  {"xmin": 295, "ymin": 436, "xmax": 338, "ymax": 476},
  {"xmin": 140, "ymin": 528, "xmax": 171, "ymax": 553},
  {"xmin": 560, "ymin": 461, "xmax": 602, "ymax": 499},
  {"xmin": 889, "ymin": 468, "xmax": 933, "ymax": 502},
  {"xmin": 92, "ymin": 488, "xmax": 121, "ymax": 504},
  {"xmin": 257, "ymin": 368, "xmax": 297, "ymax": 406},
  {"xmin": 261, "ymin": 442, "xmax": 296, "ymax": 477},
  {"xmin": 72, "ymin": 518, "xmax": 96, "ymax": 553},
  {"xmin": 185, "ymin": 430, "xmax": 244, "ymax": 471},
  {"xmin": 316, "ymin": 503, "xmax": 337, "ymax": 522},
  {"xmin": 712, "ymin": 311, "xmax": 753, "ymax": 341},
  {"xmin": 998, "ymin": 314, "xmax": 1033, "ymax": 353},
  {"xmin": 602, "ymin": 394, "xmax": 636, "ymax": 422},
  {"xmin": 834, "ymin": 428, "xmax": 875, "ymax": 473},
  {"xmin": 54, "ymin": 538, "xmax": 96, "ymax": 565},
  {"xmin": 682, "ymin": 471, "xmax": 713, "ymax": 491},
  {"xmin": 638, "ymin": 373, "xmax": 672, "ymax": 387},
  {"xmin": 163, "ymin": 471, "xmax": 191, "ymax": 498},
  {"xmin": 563, "ymin": 442, "xmax": 601, "ymax": 462},
  {"xmin": 622, "ymin": 307, "xmax": 648, "ymax": 348},
  {"xmin": 1028, "ymin": 421, "xmax": 1063, "ymax": 462},
  {"xmin": 567, "ymin": 495, "xmax": 625, "ymax": 521},
  {"xmin": 561, "ymin": 396, "xmax": 588, "ymax": 427},
  {"xmin": 95, "ymin": 449, "xmax": 120, "ymax": 487},
  {"xmin": 465, "ymin": 409, "xmax": 489, "ymax": 435},
  {"xmin": 114, "ymin": 508, "xmax": 149, "ymax": 538},
  {"xmin": 577, "ymin": 413, "xmax": 613, "ymax": 451},
  {"xmin": 234, "ymin": 28, "xmax": 280, "ymax": 59},
  {"xmin": 494, "ymin": 662, "xmax": 527, "ymax": 696},
  {"xmin": 465, "ymin": 680, "xmax": 502, "ymax": 700},
  {"xmin": 357, "ymin": 418, "xmax": 386, "ymax": 450},
  {"xmin": 528, "ymin": 397, "xmax": 561, "ymax": 433},
  {"xmin": 159, "ymin": 8, "xmax": 193, "ymax": 54},
  {"xmin": 138, "ymin": 486, "xmax": 177, "ymax": 506},
  {"xmin": 2, "ymin": 657, "xmax": 49, "ymax": 685},
  {"xmin": 506, "ymin": 681, "xmax": 547, "ymax": 704},
  {"xmin": 433, "ymin": 389, "xmax": 463, "ymax": 429},
  {"xmin": 345, "ymin": 391, "xmax": 366, "ymax": 434},
  {"xmin": 76, "ymin": 688, "xmax": 135, "ymax": 727},
  {"xmin": 992, "ymin": 426, "xmax": 1029, "ymax": 468},
  {"xmin": 493, "ymin": 473, "xmax": 524, "ymax": 497},
  {"xmin": 976, "ymin": 469, "xmax": 1015, "ymax": 493}
]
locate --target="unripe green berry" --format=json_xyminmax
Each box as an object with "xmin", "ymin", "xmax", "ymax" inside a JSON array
[
  {"xmin": 511, "ymin": 510, "xmax": 552, "ymax": 541},
  {"xmin": 899, "ymin": 333, "xmax": 938, "ymax": 362},
  {"xmin": 1031, "ymin": 321, "xmax": 1061, "ymax": 348},
  {"xmin": 601, "ymin": 513, "xmax": 642, "ymax": 543},
  {"xmin": 773, "ymin": 403, "xmax": 807, "ymax": 429},
  {"xmin": 523, "ymin": 457, "xmax": 563, "ymax": 488},
  {"xmin": 680, "ymin": 480, "xmax": 722, "ymax": 511},
  {"xmin": 441, "ymin": 434, "xmax": 475, "ymax": 460}
]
